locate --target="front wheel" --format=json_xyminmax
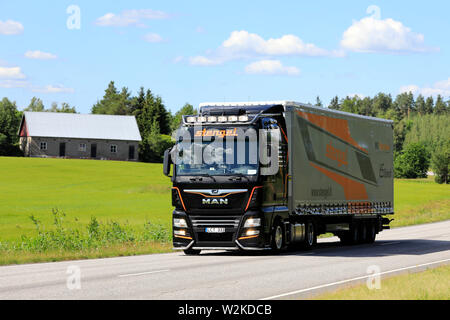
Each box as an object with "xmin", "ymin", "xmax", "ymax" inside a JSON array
[{"xmin": 271, "ymin": 222, "xmax": 284, "ymax": 251}]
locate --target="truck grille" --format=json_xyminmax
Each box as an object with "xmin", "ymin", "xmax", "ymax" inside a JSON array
[
  {"xmin": 190, "ymin": 216, "xmax": 241, "ymax": 244},
  {"xmin": 190, "ymin": 216, "xmax": 240, "ymax": 228}
]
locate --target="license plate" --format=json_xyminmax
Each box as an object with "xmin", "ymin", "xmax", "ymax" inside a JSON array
[{"xmin": 205, "ymin": 227, "xmax": 226, "ymax": 233}]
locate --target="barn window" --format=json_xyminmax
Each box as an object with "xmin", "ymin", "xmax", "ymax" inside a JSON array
[
  {"xmin": 40, "ymin": 142, "xmax": 47, "ymax": 150},
  {"xmin": 110, "ymin": 145, "xmax": 117, "ymax": 153},
  {"xmin": 79, "ymin": 143, "xmax": 86, "ymax": 152}
]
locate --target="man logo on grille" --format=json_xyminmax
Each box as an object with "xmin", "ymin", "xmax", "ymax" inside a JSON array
[{"xmin": 202, "ymin": 198, "xmax": 228, "ymax": 205}]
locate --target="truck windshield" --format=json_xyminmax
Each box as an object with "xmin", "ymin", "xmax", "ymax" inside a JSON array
[{"xmin": 175, "ymin": 129, "xmax": 258, "ymax": 176}]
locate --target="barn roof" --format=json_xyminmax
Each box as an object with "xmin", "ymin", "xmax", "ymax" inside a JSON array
[{"xmin": 19, "ymin": 112, "xmax": 142, "ymax": 141}]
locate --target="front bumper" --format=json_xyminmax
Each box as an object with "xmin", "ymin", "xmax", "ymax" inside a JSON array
[{"xmin": 172, "ymin": 209, "xmax": 269, "ymax": 251}]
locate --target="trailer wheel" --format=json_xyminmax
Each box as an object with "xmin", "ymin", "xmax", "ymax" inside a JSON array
[
  {"xmin": 366, "ymin": 223, "xmax": 376, "ymax": 243},
  {"xmin": 271, "ymin": 222, "xmax": 284, "ymax": 251},
  {"xmin": 359, "ymin": 223, "xmax": 368, "ymax": 244},
  {"xmin": 303, "ymin": 221, "xmax": 316, "ymax": 249},
  {"xmin": 183, "ymin": 248, "xmax": 201, "ymax": 255}
]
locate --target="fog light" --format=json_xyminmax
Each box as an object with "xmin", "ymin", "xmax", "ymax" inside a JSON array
[
  {"xmin": 245, "ymin": 229, "xmax": 260, "ymax": 236},
  {"xmin": 174, "ymin": 229, "xmax": 187, "ymax": 236},
  {"xmin": 174, "ymin": 218, "xmax": 188, "ymax": 228},
  {"xmin": 244, "ymin": 217, "xmax": 261, "ymax": 228}
]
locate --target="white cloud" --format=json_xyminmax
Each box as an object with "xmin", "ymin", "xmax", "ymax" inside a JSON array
[
  {"xmin": 399, "ymin": 78, "xmax": 450, "ymax": 97},
  {"xmin": 95, "ymin": 9, "xmax": 169, "ymax": 27},
  {"xmin": 32, "ymin": 85, "xmax": 75, "ymax": 94},
  {"xmin": 143, "ymin": 33, "xmax": 164, "ymax": 43},
  {"xmin": 190, "ymin": 30, "xmax": 341, "ymax": 66},
  {"xmin": 0, "ymin": 20, "xmax": 24, "ymax": 35},
  {"xmin": 25, "ymin": 50, "xmax": 57, "ymax": 60},
  {"xmin": 341, "ymin": 17, "xmax": 437, "ymax": 53},
  {"xmin": 0, "ymin": 66, "xmax": 26, "ymax": 79},
  {"xmin": 0, "ymin": 79, "xmax": 29, "ymax": 88},
  {"xmin": 245, "ymin": 60, "xmax": 300, "ymax": 76}
]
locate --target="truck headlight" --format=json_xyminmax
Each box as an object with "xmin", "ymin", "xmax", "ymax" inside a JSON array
[
  {"xmin": 174, "ymin": 218, "xmax": 188, "ymax": 228},
  {"xmin": 244, "ymin": 217, "xmax": 261, "ymax": 228}
]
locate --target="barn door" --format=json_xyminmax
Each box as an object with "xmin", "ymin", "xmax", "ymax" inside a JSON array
[
  {"xmin": 59, "ymin": 143, "xmax": 66, "ymax": 157},
  {"xmin": 128, "ymin": 145, "xmax": 135, "ymax": 160},
  {"xmin": 91, "ymin": 144, "xmax": 97, "ymax": 158}
]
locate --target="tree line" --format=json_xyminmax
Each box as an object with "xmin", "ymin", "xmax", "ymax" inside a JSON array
[{"xmin": 0, "ymin": 83, "xmax": 448, "ymax": 183}]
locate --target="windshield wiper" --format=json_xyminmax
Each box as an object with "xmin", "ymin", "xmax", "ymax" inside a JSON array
[
  {"xmin": 189, "ymin": 174, "xmax": 217, "ymax": 182},
  {"xmin": 227, "ymin": 173, "xmax": 250, "ymax": 182}
]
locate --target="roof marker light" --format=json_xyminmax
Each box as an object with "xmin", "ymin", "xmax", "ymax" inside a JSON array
[
  {"xmin": 238, "ymin": 115, "xmax": 249, "ymax": 122},
  {"xmin": 228, "ymin": 116, "xmax": 238, "ymax": 122}
]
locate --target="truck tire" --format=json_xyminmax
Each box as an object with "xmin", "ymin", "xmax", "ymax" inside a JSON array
[
  {"xmin": 366, "ymin": 223, "xmax": 376, "ymax": 243},
  {"xmin": 359, "ymin": 223, "xmax": 367, "ymax": 244},
  {"xmin": 183, "ymin": 248, "xmax": 201, "ymax": 255},
  {"xmin": 303, "ymin": 221, "xmax": 316, "ymax": 249},
  {"xmin": 271, "ymin": 222, "xmax": 284, "ymax": 251},
  {"xmin": 340, "ymin": 223, "xmax": 359, "ymax": 245}
]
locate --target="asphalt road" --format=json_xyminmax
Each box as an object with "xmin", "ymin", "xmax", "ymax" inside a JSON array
[{"xmin": 0, "ymin": 221, "xmax": 449, "ymax": 300}]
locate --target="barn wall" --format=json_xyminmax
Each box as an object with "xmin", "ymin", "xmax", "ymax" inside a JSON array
[{"xmin": 26, "ymin": 137, "xmax": 139, "ymax": 161}]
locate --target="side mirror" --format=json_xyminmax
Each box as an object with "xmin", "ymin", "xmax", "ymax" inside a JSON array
[{"xmin": 163, "ymin": 148, "xmax": 172, "ymax": 177}]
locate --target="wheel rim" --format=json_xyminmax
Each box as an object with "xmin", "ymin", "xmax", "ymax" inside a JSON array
[
  {"xmin": 274, "ymin": 226, "xmax": 283, "ymax": 249},
  {"xmin": 307, "ymin": 223, "xmax": 314, "ymax": 245}
]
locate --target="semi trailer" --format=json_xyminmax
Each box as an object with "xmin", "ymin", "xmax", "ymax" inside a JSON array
[{"xmin": 163, "ymin": 101, "xmax": 394, "ymax": 254}]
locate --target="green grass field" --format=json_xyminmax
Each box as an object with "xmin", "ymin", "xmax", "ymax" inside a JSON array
[
  {"xmin": 0, "ymin": 157, "xmax": 172, "ymax": 242},
  {"xmin": 315, "ymin": 264, "xmax": 450, "ymax": 300},
  {"xmin": 0, "ymin": 157, "xmax": 449, "ymax": 242}
]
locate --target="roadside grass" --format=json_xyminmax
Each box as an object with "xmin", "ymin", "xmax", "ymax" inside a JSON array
[
  {"xmin": 314, "ymin": 264, "xmax": 450, "ymax": 300},
  {"xmin": 0, "ymin": 157, "xmax": 449, "ymax": 265},
  {"xmin": 393, "ymin": 177, "xmax": 450, "ymax": 227}
]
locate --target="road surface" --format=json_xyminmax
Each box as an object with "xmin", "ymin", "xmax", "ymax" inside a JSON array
[{"xmin": 0, "ymin": 221, "xmax": 449, "ymax": 299}]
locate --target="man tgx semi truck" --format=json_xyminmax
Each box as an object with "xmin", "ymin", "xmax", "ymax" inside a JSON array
[{"xmin": 163, "ymin": 101, "xmax": 394, "ymax": 255}]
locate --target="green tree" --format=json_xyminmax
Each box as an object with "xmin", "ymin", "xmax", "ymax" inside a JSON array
[
  {"xmin": 171, "ymin": 103, "xmax": 197, "ymax": 131},
  {"xmin": 425, "ymin": 96, "xmax": 434, "ymax": 114},
  {"xmin": 24, "ymin": 97, "xmax": 45, "ymax": 112},
  {"xmin": 315, "ymin": 96, "xmax": 323, "ymax": 108},
  {"xmin": 328, "ymin": 96, "xmax": 340, "ymax": 110},
  {"xmin": 0, "ymin": 98, "xmax": 22, "ymax": 156},
  {"xmin": 91, "ymin": 81, "xmax": 131, "ymax": 115},
  {"xmin": 431, "ymin": 145, "xmax": 449, "ymax": 184},
  {"xmin": 394, "ymin": 92, "xmax": 415, "ymax": 119},
  {"xmin": 434, "ymin": 95, "xmax": 447, "ymax": 115},
  {"xmin": 394, "ymin": 143, "xmax": 430, "ymax": 178},
  {"xmin": 415, "ymin": 94, "xmax": 426, "ymax": 115},
  {"xmin": 48, "ymin": 102, "xmax": 77, "ymax": 113},
  {"xmin": 373, "ymin": 93, "xmax": 393, "ymax": 117}
]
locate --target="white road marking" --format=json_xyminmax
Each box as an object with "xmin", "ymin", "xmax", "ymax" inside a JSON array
[
  {"xmin": 118, "ymin": 269, "xmax": 170, "ymax": 278},
  {"xmin": 260, "ymin": 258, "xmax": 450, "ymax": 300},
  {"xmin": 379, "ymin": 241, "xmax": 401, "ymax": 246}
]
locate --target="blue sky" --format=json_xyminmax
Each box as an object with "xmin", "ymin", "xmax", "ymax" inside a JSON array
[{"xmin": 0, "ymin": 0, "xmax": 449, "ymax": 114}]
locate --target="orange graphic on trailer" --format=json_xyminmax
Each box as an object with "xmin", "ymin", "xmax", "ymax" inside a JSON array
[
  {"xmin": 325, "ymin": 141, "xmax": 348, "ymax": 167},
  {"xmin": 310, "ymin": 162, "xmax": 368, "ymax": 200},
  {"xmin": 296, "ymin": 110, "xmax": 368, "ymax": 153}
]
